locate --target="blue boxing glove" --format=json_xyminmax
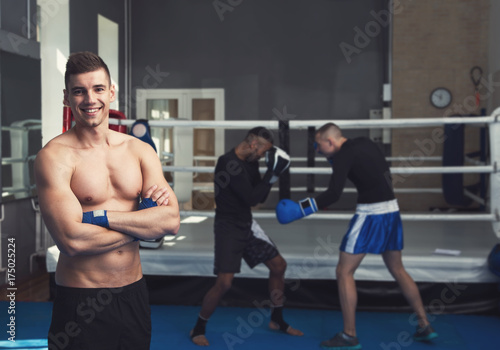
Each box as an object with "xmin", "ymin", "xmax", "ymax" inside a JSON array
[
  {"xmin": 138, "ymin": 197, "xmax": 158, "ymax": 210},
  {"xmin": 82, "ymin": 210, "xmax": 109, "ymax": 228},
  {"xmin": 275, "ymin": 197, "xmax": 318, "ymax": 224}
]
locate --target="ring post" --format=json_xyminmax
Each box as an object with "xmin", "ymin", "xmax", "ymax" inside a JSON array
[
  {"xmin": 279, "ymin": 119, "xmax": 291, "ymax": 199},
  {"xmin": 489, "ymin": 108, "xmax": 500, "ymax": 238},
  {"xmin": 480, "ymin": 108, "xmax": 488, "ymax": 210},
  {"xmin": 307, "ymin": 126, "xmax": 316, "ymax": 193}
]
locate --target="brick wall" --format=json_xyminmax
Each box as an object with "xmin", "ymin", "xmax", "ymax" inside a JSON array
[{"xmin": 391, "ymin": 0, "xmax": 490, "ymax": 211}]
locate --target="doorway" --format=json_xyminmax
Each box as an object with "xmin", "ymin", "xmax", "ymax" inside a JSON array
[{"xmin": 136, "ymin": 89, "xmax": 224, "ymax": 210}]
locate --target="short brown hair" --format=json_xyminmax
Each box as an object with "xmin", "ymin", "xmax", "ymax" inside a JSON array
[
  {"xmin": 64, "ymin": 51, "xmax": 111, "ymax": 89},
  {"xmin": 317, "ymin": 122, "xmax": 342, "ymax": 139}
]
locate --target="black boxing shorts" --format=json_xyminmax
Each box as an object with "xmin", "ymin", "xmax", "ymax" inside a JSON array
[
  {"xmin": 48, "ymin": 277, "xmax": 151, "ymax": 350},
  {"xmin": 214, "ymin": 219, "xmax": 279, "ymax": 274}
]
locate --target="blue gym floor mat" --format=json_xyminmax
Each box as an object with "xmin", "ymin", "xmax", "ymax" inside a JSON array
[{"xmin": 1, "ymin": 301, "xmax": 499, "ymax": 349}]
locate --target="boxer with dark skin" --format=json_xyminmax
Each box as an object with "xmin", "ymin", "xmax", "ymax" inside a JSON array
[
  {"xmin": 190, "ymin": 128, "xmax": 303, "ymax": 346},
  {"xmin": 35, "ymin": 52, "xmax": 180, "ymax": 350}
]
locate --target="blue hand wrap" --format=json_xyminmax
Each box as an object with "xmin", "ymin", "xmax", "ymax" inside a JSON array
[
  {"xmin": 139, "ymin": 197, "xmax": 158, "ymax": 210},
  {"xmin": 299, "ymin": 197, "xmax": 318, "ymax": 216},
  {"xmin": 134, "ymin": 198, "xmax": 158, "ymax": 241},
  {"xmin": 82, "ymin": 210, "xmax": 109, "ymax": 228}
]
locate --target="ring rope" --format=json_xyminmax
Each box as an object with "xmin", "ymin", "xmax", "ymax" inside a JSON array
[
  {"xmin": 189, "ymin": 155, "xmax": 444, "ymax": 163},
  {"xmin": 289, "ymin": 116, "xmax": 493, "ymax": 129},
  {"xmin": 109, "ymin": 116, "xmax": 495, "ymax": 129},
  {"xmin": 163, "ymin": 165, "xmax": 495, "ymax": 175},
  {"xmin": 192, "ymin": 185, "xmax": 443, "ymax": 194},
  {"xmin": 180, "ymin": 210, "xmax": 496, "ymax": 222}
]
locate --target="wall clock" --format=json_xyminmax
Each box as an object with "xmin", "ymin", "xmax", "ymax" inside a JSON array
[{"xmin": 430, "ymin": 87, "xmax": 452, "ymax": 109}]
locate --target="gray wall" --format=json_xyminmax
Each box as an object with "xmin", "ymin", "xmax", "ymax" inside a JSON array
[
  {"xmin": 131, "ymin": 0, "xmax": 388, "ymax": 124},
  {"xmin": 130, "ymin": 0, "xmax": 388, "ymax": 207}
]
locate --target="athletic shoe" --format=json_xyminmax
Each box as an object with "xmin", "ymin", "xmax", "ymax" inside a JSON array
[
  {"xmin": 320, "ymin": 332, "xmax": 362, "ymax": 350},
  {"xmin": 413, "ymin": 324, "xmax": 438, "ymax": 341}
]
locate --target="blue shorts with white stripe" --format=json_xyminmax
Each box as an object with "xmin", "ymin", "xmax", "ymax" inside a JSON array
[{"xmin": 340, "ymin": 199, "xmax": 403, "ymax": 254}]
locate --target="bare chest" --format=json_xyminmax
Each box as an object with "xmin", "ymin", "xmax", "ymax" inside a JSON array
[{"xmin": 70, "ymin": 148, "xmax": 143, "ymax": 208}]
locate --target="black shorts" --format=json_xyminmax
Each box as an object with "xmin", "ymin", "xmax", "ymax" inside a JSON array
[
  {"xmin": 214, "ymin": 219, "xmax": 280, "ymax": 274},
  {"xmin": 48, "ymin": 277, "xmax": 151, "ymax": 350}
]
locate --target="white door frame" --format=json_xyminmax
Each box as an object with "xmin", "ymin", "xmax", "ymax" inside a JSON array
[{"xmin": 136, "ymin": 88, "xmax": 225, "ymax": 156}]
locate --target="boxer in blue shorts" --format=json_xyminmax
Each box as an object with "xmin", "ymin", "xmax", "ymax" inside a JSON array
[
  {"xmin": 275, "ymin": 123, "xmax": 438, "ymax": 350},
  {"xmin": 190, "ymin": 127, "xmax": 303, "ymax": 346}
]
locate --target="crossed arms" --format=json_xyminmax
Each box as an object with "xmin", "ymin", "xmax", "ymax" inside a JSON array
[{"xmin": 34, "ymin": 139, "xmax": 180, "ymax": 257}]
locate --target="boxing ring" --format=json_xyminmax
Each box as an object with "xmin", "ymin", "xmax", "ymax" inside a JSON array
[{"xmin": 46, "ymin": 110, "xmax": 500, "ymax": 292}]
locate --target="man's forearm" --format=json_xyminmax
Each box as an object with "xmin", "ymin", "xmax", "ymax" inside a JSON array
[
  {"xmin": 59, "ymin": 224, "xmax": 136, "ymax": 257},
  {"xmin": 106, "ymin": 206, "xmax": 180, "ymax": 240}
]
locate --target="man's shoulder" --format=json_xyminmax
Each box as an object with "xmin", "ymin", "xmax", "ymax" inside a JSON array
[
  {"xmin": 347, "ymin": 137, "xmax": 377, "ymax": 149},
  {"xmin": 39, "ymin": 130, "xmax": 146, "ymax": 158},
  {"xmin": 109, "ymin": 129, "xmax": 138, "ymax": 143},
  {"xmin": 39, "ymin": 132, "xmax": 73, "ymax": 155},
  {"xmin": 217, "ymin": 149, "xmax": 237, "ymax": 163},
  {"xmin": 335, "ymin": 137, "xmax": 373, "ymax": 159},
  {"xmin": 118, "ymin": 132, "xmax": 160, "ymax": 163},
  {"xmin": 35, "ymin": 134, "xmax": 75, "ymax": 175},
  {"xmin": 112, "ymin": 130, "xmax": 142, "ymax": 148},
  {"xmin": 351, "ymin": 136, "xmax": 372, "ymax": 143},
  {"xmin": 215, "ymin": 149, "xmax": 245, "ymax": 175}
]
